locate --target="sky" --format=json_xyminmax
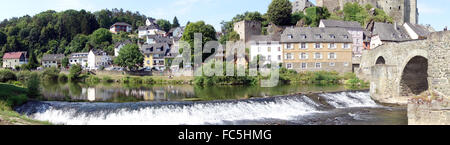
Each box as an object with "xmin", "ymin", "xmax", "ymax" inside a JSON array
[{"xmin": 0, "ymin": 0, "xmax": 448, "ymax": 31}]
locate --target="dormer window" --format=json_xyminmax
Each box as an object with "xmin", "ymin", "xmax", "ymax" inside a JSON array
[
  {"xmin": 329, "ymin": 34, "xmax": 335, "ymax": 39},
  {"xmin": 315, "ymin": 34, "xmax": 322, "ymax": 39},
  {"xmin": 343, "ymin": 35, "xmax": 349, "ymax": 39},
  {"xmin": 300, "ymin": 34, "xmax": 307, "ymax": 39},
  {"xmin": 288, "ymin": 34, "xmax": 293, "ymax": 39}
]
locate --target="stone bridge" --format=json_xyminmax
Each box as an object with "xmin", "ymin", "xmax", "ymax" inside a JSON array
[{"xmin": 358, "ymin": 31, "xmax": 450, "ymax": 104}]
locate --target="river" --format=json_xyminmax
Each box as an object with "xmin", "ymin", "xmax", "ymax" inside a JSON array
[{"xmin": 14, "ymin": 82, "xmax": 407, "ymax": 125}]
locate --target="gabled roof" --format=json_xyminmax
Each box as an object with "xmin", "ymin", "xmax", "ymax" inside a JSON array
[
  {"xmin": 281, "ymin": 27, "xmax": 353, "ymax": 43},
  {"xmin": 42, "ymin": 54, "xmax": 65, "ymax": 61},
  {"xmin": 3, "ymin": 51, "xmax": 26, "ymax": 59},
  {"xmin": 373, "ymin": 22, "xmax": 411, "ymax": 41},
  {"xmin": 250, "ymin": 34, "xmax": 281, "ymax": 42},
  {"xmin": 320, "ymin": 19, "xmax": 363, "ymax": 31},
  {"xmin": 138, "ymin": 25, "xmax": 161, "ymax": 31},
  {"xmin": 112, "ymin": 22, "xmax": 131, "ymax": 26},
  {"xmin": 141, "ymin": 43, "xmax": 169, "ymax": 54},
  {"xmin": 114, "ymin": 40, "xmax": 133, "ymax": 48},
  {"xmin": 405, "ymin": 22, "xmax": 432, "ymax": 38}
]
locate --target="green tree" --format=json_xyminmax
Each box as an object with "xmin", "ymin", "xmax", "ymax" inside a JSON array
[
  {"xmin": 113, "ymin": 44, "xmax": 144, "ymax": 71},
  {"xmin": 69, "ymin": 64, "xmax": 83, "ymax": 81},
  {"xmin": 343, "ymin": 2, "xmax": 368, "ymax": 25},
  {"xmin": 156, "ymin": 19, "xmax": 172, "ymax": 32},
  {"xmin": 267, "ymin": 0, "xmax": 292, "ymax": 25},
  {"xmin": 62, "ymin": 57, "xmax": 69, "ymax": 68},
  {"xmin": 25, "ymin": 50, "xmax": 39, "ymax": 70},
  {"xmin": 66, "ymin": 34, "xmax": 89, "ymax": 54},
  {"xmin": 219, "ymin": 31, "xmax": 240, "ymax": 44},
  {"xmin": 181, "ymin": 21, "xmax": 217, "ymax": 61},
  {"xmin": 304, "ymin": 7, "xmax": 331, "ymax": 27},
  {"xmin": 172, "ymin": 16, "xmax": 180, "ymax": 28},
  {"xmin": 26, "ymin": 72, "xmax": 41, "ymax": 99},
  {"xmin": 88, "ymin": 28, "xmax": 112, "ymax": 49},
  {"xmin": 0, "ymin": 31, "xmax": 7, "ymax": 46}
]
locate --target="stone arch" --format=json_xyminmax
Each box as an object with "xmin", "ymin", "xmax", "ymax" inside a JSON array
[
  {"xmin": 399, "ymin": 56, "xmax": 429, "ymax": 97},
  {"xmin": 375, "ymin": 56, "xmax": 386, "ymax": 65}
]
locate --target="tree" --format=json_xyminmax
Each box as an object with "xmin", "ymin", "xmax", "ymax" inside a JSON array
[
  {"xmin": 26, "ymin": 72, "xmax": 41, "ymax": 98},
  {"xmin": 62, "ymin": 57, "xmax": 69, "ymax": 68},
  {"xmin": 25, "ymin": 50, "xmax": 39, "ymax": 70},
  {"xmin": 181, "ymin": 21, "xmax": 217, "ymax": 61},
  {"xmin": 219, "ymin": 31, "xmax": 240, "ymax": 44},
  {"xmin": 267, "ymin": 0, "xmax": 292, "ymax": 25},
  {"xmin": 113, "ymin": 44, "xmax": 144, "ymax": 71},
  {"xmin": 69, "ymin": 64, "xmax": 83, "ymax": 81},
  {"xmin": 0, "ymin": 31, "xmax": 7, "ymax": 46},
  {"xmin": 304, "ymin": 6, "xmax": 331, "ymax": 27},
  {"xmin": 67, "ymin": 34, "xmax": 89, "ymax": 54},
  {"xmin": 88, "ymin": 28, "xmax": 112, "ymax": 49},
  {"xmin": 172, "ymin": 16, "xmax": 180, "ymax": 28},
  {"xmin": 343, "ymin": 2, "xmax": 368, "ymax": 25},
  {"xmin": 156, "ymin": 19, "xmax": 172, "ymax": 32}
]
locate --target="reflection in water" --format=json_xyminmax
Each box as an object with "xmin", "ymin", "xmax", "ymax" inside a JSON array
[{"xmin": 41, "ymin": 82, "xmax": 356, "ymax": 103}]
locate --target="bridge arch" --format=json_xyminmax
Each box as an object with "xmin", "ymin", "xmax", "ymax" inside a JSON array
[
  {"xmin": 375, "ymin": 56, "xmax": 386, "ymax": 65},
  {"xmin": 399, "ymin": 55, "xmax": 429, "ymax": 97}
]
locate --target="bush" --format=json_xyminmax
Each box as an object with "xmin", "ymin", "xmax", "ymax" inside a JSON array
[
  {"xmin": 26, "ymin": 72, "xmax": 41, "ymax": 99},
  {"xmin": 143, "ymin": 77, "xmax": 155, "ymax": 84},
  {"xmin": 86, "ymin": 75, "xmax": 100, "ymax": 84},
  {"xmin": 58, "ymin": 73, "xmax": 68, "ymax": 82},
  {"xmin": 102, "ymin": 76, "xmax": 114, "ymax": 83},
  {"xmin": 42, "ymin": 67, "xmax": 60, "ymax": 81},
  {"xmin": 0, "ymin": 69, "xmax": 17, "ymax": 82},
  {"xmin": 69, "ymin": 64, "xmax": 83, "ymax": 81},
  {"xmin": 16, "ymin": 71, "xmax": 32, "ymax": 82},
  {"xmin": 7, "ymin": 94, "xmax": 28, "ymax": 107}
]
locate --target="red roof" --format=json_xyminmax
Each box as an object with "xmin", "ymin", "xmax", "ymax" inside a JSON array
[{"xmin": 3, "ymin": 52, "xmax": 25, "ymax": 59}]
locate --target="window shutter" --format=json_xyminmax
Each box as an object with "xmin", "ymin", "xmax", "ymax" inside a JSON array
[
  {"xmin": 306, "ymin": 53, "xmax": 309, "ymax": 59},
  {"xmin": 335, "ymin": 53, "xmax": 338, "ymax": 59},
  {"xmin": 328, "ymin": 44, "xmax": 330, "ymax": 48},
  {"xmin": 328, "ymin": 53, "xmax": 330, "ymax": 59},
  {"xmin": 320, "ymin": 43, "xmax": 323, "ymax": 48}
]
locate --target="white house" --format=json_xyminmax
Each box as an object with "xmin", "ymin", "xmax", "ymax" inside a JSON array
[
  {"xmin": 249, "ymin": 35, "xmax": 283, "ymax": 66},
  {"xmin": 114, "ymin": 40, "xmax": 132, "ymax": 57},
  {"xmin": 88, "ymin": 50, "xmax": 113, "ymax": 70},
  {"xmin": 42, "ymin": 54, "xmax": 65, "ymax": 68},
  {"xmin": 69, "ymin": 53, "xmax": 89, "ymax": 68},
  {"xmin": 138, "ymin": 19, "xmax": 166, "ymax": 38}
]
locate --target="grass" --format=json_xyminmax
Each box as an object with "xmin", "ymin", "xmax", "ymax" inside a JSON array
[{"xmin": 0, "ymin": 83, "xmax": 52, "ymax": 125}]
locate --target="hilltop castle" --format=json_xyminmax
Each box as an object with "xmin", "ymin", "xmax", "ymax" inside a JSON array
[{"xmin": 316, "ymin": 0, "xmax": 418, "ymax": 24}]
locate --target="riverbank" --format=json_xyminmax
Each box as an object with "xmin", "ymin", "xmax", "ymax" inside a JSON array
[{"xmin": 0, "ymin": 83, "xmax": 51, "ymax": 125}]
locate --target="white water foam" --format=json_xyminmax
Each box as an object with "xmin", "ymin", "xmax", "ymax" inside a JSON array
[
  {"xmin": 320, "ymin": 92, "xmax": 378, "ymax": 108},
  {"xmin": 29, "ymin": 96, "xmax": 320, "ymax": 125}
]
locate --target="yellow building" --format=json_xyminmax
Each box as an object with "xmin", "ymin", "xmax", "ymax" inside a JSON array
[
  {"xmin": 281, "ymin": 27, "xmax": 353, "ymax": 74},
  {"xmin": 143, "ymin": 54, "xmax": 153, "ymax": 69}
]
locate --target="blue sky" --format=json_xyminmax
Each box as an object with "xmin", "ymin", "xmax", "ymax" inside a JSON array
[{"xmin": 0, "ymin": 0, "xmax": 448, "ymax": 31}]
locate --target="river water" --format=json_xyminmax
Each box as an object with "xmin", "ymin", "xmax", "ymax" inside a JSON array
[{"xmin": 15, "ymin": 82, "xmax": 407, "ymax": 125}]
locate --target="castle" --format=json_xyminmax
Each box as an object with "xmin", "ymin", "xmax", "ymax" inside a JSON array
[{"xmin": 316, "ymin": 0, "xmax": 418, "ymax": 24}]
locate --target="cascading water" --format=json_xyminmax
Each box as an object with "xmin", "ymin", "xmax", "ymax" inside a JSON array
[{"xmin": 15, "ymin": 91, "xmax": 380, "ymax": 125}]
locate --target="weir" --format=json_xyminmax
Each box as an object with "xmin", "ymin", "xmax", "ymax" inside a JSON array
[{"xmin": 16, "ymin": 91, "xmax": 380, "ymax": 125}]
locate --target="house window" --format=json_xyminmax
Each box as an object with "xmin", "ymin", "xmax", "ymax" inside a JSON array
[
  {"xmin": 278, "ymin": 47, "xmax": 281, "ymax": 51},
  {"xmin": 300, "ymin": 53, "xmax": 308, "ymax": 59},
  {"xmin": 329, "ymin": 34, "xmax": 335, "ymax": 39},
  {"xmin": 285, "ymin": 53, "xmax": 293, "ymax": 60},
  {"xmin": 329, "ymin": 43, "xmax": 336, "ymax": 49},
  {"xmin": 329, "ymin": 62, "xmax": 336, "ymax": 67},
  {"xmin": 301, "ymin": 63, "xmax": 307, "ymax": 69},
  {"xmin": 288, "ymin": 34, "xmax": 293, "ymax": 39},
  {"xmin": 268, "ymin": 55, "xmax": 272, "ymax": 61},
  {"xmin": 268, "ymin": 47, "xmax": 271, "ymax": 52},
  {"xmin": 300, "ymin": 43, "xmax": 307, "ymax": 49},
  {"xmin": 286, "ymin": 44, "xmax": 292, "ymax": 49},
  {"xmin": 315, "ymin": 62, "xmax": 322, "ymax": 68},
  {"xmin": 315, "ymin": 43, "xmax": 321, "ymax": 49},
  {"xmin": 343, "ymin": 35, "xmax": 349, "ymax": 39},
  {"xmin": 278, "ymin": 55, "xmax": 281, "ymax": 60},
  {"xmin": 314, "ymin": 52, "xmax": 322, "ymax": 59},
  {"xmin": 344, "ymin": 43, "xmax": 350, "ymax": 49},
  {"xmin": 287, "ymin": 63, "xmax": 293, "ymax": 69},
  {"xmin": 329, "ymin": 53, "xmax": 336, "ymax": 59}
]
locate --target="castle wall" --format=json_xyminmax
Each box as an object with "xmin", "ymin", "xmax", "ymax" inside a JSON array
[{"xmin": 317, "ymin": 0, "xmax": 418, "ymax": 24}]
